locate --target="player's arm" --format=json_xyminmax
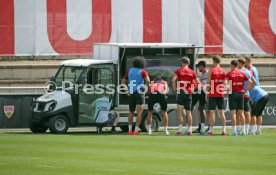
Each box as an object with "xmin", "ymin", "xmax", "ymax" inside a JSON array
[
  {"xmin": 164, "ymin": 81, "xmax": 169, "ymax": 95},
  {"xmin": 206, "ymin": 70, "xmax": 212, "ymax": 92},
  {"xmin": 141, "ymin": 70, "xmax": 150, "ymax": 86},
  {"xmin": 244, "ymin": 74, "xmax": 252, "ymax": 92},
  {"xmin": 172, "ymin": 74, "xmax": 177, "ymax": 92},
  {"xmin": 195, "ymin": 77, "xmax": 200, "ymax": 90},
  {"xmin": 144, "ymin": 76, "xmax": 150, "ymax": 86},
  {"xmin": 245, "ymin": 79, "xmax": 252, "ymax": 92},
  {"xmin": 121, "ymin": 70, "xmax": 129, "ymax": 95},
  {"xmin": 205, "ymin": 70, "xmax": 212, "ymax": 100},
  {"xmin": 224, "ymin": 72, "xmax": 230, "ymax": 94},
  {"xmin": 250, "ymin": 72, "xmax": 257, "ymax": 90}
]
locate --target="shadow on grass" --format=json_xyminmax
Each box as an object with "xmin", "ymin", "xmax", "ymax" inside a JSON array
[{"xmin": 1, "ymin": 130, "xmax": 129, "ymax": 136}]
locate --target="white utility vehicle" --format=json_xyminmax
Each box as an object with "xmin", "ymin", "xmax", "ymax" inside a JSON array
[{"xmin": 29, "ymin": 43, "xmax": 198, "ymax": 134}]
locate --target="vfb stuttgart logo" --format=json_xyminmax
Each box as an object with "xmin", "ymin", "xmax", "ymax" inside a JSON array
[{"xmin": 4, "ymin": 106, "xmax": 15, "ymax": 119}]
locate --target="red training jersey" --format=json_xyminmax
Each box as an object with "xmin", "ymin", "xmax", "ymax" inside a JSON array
[
  {"xmin": 208, "ymin": 66, "xmax": 227, "ymax": 98},
  {"xmin": 174, "ymin": 67, "xmax": 197, "ymax": 95},
  {"xmin": 149, "ymin": 79, "xmax": 167, "ymax": 94},
  {"xmin": 227, "ymin": 70, "xmax": 249, "ymax": 93}
]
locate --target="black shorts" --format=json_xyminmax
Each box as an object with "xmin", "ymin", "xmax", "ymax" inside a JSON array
[
  {"xmin": 177, "ymin": 90, "xmax": 192, "ymax": 110},
  {"xmin": 208, "ymin": 97, "xmax": 224, "ymax": 110},
  {"xmin": 192, "ymin": 90, "xmax": 206, "ymax": 110},
  {"xmin": 129, "ymin": 91, "xmax": 144, "ymax": 112},
  {"xmin": 148, "ymin": 93, "xmax": 167, "ymax": 111},
  {"xmin": 252, "ymin": 95, "xmax": 269, "ymax": 117},
  {"xmin": 244, "ymin": 98, "xmax": 251, "ymax": 112},
  {"xmin": 229, "ymin": 92, "xmax": 244, "ymax": 111}
]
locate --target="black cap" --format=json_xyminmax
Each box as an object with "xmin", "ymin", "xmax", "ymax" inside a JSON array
[{"xmin": 196, "ymin": 61, "xmax": 206, "ymax": 67}]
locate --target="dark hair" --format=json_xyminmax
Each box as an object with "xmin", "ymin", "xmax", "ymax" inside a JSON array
[
  {"xmin": 231, "ymin": 60, "xmax": 238, "ymax": 67},
  {"xmin": 154, "ymin": 72, "xmax": 162, "ymax": 81},
  {"xmin": 196, "ymin": 61, "xmax": 207, "ymax": 67},
  {"xmin": 212, "ymin": 55, "xmax": 221, "ymax": 64},
  {"xmin": 237, "ymin": 57, "xmax": 246, "ymax": 65},
  {"xmin": 133, "ymin": 56, "xmax": 146, "ymax": 68},
  {"xmin": 181, "ymin": 57, "xmax": 190, "ymax": 64}
]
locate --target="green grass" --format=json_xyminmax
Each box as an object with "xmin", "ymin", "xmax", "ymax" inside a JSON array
[{"xmin": 0, "ymin": 129, "xmax": 276, "ymax": 175}]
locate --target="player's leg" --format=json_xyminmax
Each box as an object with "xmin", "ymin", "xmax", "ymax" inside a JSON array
[
  {"xmin": 198, "ymin": 91, "xmax": 207, "ymax": 134},
  {"xmin": 191, "ymin": 93, "xmax": 200, "ymax": 133},
  {"xmin": 255, "ymin": 95, "xmax": 268, "ymax": 135},
  {"xmin": 229, "ymin": 93, "xmax": 238, "ymax": 135},
  {"xmin": 256, "ymin": 116, "xmax": 263, "ymax": 135},
  {"xmin": 184, "ymin": 94, "xmax": 193, "ymax": 135},
  {"xmin": 237, "ymin": 93, "xmax": 246, "ymax": 135},
  {"xmin": 134, "ymin": 104, "xmax": 143, "ymax": 135},
  {"xmin": 236, "ymin": 112, "xmax": 241, "ymax": 134},
  {"xmin": 198, "ymin": 106, "xmax": 206, "ymax": 134},
  {"xmin": 230, "ymin": 110, "xmax": 237, "ymax": 135},
  {"xmin": 146, "ymin": 111, "xmax": 153, "ymax": 135},
  {"xmin": 134, "ymin": 93, "xmax": 144, "ymax": 135},
  {"xmin": 249, "ymin": 115, "xmax": 257, "ymax": 135},
  {"xmin": 128, "ymin": 94, "xmax": 136, "ymax": 135},
  {"xmin": 160, "ymin": 95, "xmax": 169, "ymax": 135},
  {"xmin": 244, "ymin": 111, "xmax": 251, "ymax": 134},
  {"xmin": 176, "ymin": 90, "xmax": 185, "ymax": 135},
  {"xmin": 162, "ymin": 111, "xmax": 169, "ymax": 135},
  {"xmin": 146, "ymin": 94, "xmax": 154, "ymax": 134},
  {"xmin": 128, "ymin": 112, "xmax": 134, "ymax": 134},
  {"xmin": 244, "ymin": 98, "xmax": 251, "ymax": 134},
  {"xmin": 206, "ymin": 97, "xmax": 216, "ymax": 135},
  {"xmin": 217, "ymin": 97, "xmax": 226, "ymax": 135},
  {"xmin": 237, "ymin": 110, "xmax": 246, "ymax": 135},
  {"xmin": 184, "ymin": 110, "xmax": 193, "ymax": 135},
  {"xmin": 177, "ymin": 104, "xmax": 184, "ymax": 135}
]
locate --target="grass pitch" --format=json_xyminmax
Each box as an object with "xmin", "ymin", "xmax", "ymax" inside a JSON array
[{"xmin": 0, "ymin": 129, "xmax": 276, "ymax": 175}]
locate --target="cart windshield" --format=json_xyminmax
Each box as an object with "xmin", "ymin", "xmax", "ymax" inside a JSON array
[{"xmin": 55, "ymin": 66, "xmax": 86, "ymax": 87}]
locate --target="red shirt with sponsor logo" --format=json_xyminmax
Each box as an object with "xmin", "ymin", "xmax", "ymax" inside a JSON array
[
  {"xmin": 208, "ymin": 66, "xmax": 227, "ymax": 98},
  {"xmin": 174, "ymin": 67, "xmax": 197, "ymax": 94},
  {"xmin": 227, "ymin": 70, "xmax": 249, "ymax": 93}
]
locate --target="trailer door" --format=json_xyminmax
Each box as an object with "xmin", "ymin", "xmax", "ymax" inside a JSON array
[{"xmin": 78, "ymin": 64, "xmax": 115, "ymax": 124}]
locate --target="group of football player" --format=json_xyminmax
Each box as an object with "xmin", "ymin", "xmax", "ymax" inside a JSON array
[
  {"xmin": 122, "ymin": 55, "xmax": 268, "ymax": 136},
  {"xmin": 188, "ymin": 56, "xmax": 267, "ymax": 136}
]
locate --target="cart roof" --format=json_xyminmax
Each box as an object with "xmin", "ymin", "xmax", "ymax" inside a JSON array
[
  {"xmin": 94, "ymin": 43, "xmax": 198, "ymax": 48},
  {"xmin": 61, "ymin": 59, "xmax": 113, "ymax": 67}
]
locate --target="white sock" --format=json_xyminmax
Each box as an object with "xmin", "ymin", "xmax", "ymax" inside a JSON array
[
  {"xmin": 209, "ymin": 126, "xmax": 213, "ymax": 132},
  {"xmin": 222, "ymin": 126, "xmax": 226, "ymax": 132},
  {"xmin": 242, "ymin": 125, "xmax": 246, "ymax": 133},
  {"xmin": 237, "ymin": 125, "xmax": 241, "ymax": 132},
  {"xmin": 249, "ymin": 125, "xmax": 255, "ymax": 133},
  {"xmin": 135, "ymin": 126, "xmax": 139, "ymax": 132},
  {"xmin": 187, "ymin": 126, "xmax": 192, "ymax": 132},
  {"xmin": 178, "ymin": 124, "xmax": 183, "ymax": 132},
  {"xmin": 147, "ymin": 125, "xmax": 151, "ymax": 131},
  {"xmin": 232, "ymin": 125, "xmax": 237, "ymax": 132},
  {"xmin": 200, "ymin": 123, "xmax": 205, "ymax": 131},
  {"xmin": 256, "ymin": 125, "xmax": 261, "ymax": 132},
  {"xmin": 164, "ymin": 126, "xmax": 168, "ymax": 131},
  {"xmin": 246, "ymin": 124, "xmax": 250, "ymax": 133},
  {"xmin": 128, "ymin": 125, "xmax": 132, "ymax": 131}
]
